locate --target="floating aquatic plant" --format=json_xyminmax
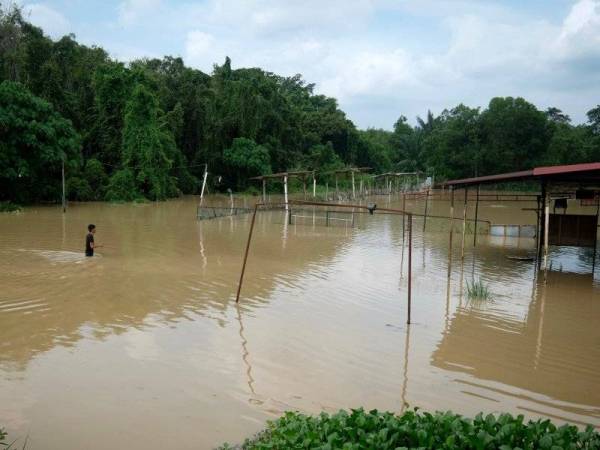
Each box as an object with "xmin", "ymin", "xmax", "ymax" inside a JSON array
[{"xmin": 218, "ymin": 408, "xmax": 600, "ymax": 449}]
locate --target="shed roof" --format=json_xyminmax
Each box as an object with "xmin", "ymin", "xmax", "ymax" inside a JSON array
[{"xmin": 442, "ymin": 162, "xmax": 600, "ymax": 187}]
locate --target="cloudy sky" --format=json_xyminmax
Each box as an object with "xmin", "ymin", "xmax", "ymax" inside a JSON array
[{"xmin": 21, "ymin": 0, "xmax": 600, "ymax": 129}]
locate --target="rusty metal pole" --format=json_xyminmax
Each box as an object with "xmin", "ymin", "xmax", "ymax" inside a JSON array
[
  {"xmin": 407, "ymin": 213, "xmax": 412, "ymax": 325},
  {"xmin": 423, "ymin": 188, "xmax": 429, "ymax": 232},
  {"xmin": 402, "ymin": 193, "xmax": 406, "ymax": 242},
  {"xmin": 543, "ymin": 189, "xmax": 550, "ymax": 284},
  {"xmin": 461, "ymin": 187, "xmax": 468, "ymax": 260},
  {"xmin": 448, "ymin": 186, "xmax": 455, "ymax": 278},
  {"xmin": 236, "ymin": 203, "xmax": 259, "ymax": 303},
  {"xmin": 473, "ymin": 185, "xmax": 480, "ymax": 247}
]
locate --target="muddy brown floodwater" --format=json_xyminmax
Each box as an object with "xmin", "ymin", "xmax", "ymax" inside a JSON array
[{"xmin": 0, "ymin": 194, "xmax": 599, "ymax": 449}]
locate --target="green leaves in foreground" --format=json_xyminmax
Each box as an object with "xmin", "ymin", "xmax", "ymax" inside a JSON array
[{"xmin": 222, "ymin": 409, "xmax": 600, "ymax": 450}]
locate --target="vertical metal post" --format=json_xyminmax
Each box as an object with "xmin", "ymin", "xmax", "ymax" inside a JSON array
[
  {"xmin": 423, "ymin": 188, "xmax": 429, "ymax": 232},
  {"xmin": 335, "ymin": 174, "xmax": 339, "ymax": 199},
  {"xmin": 61, "ymin": 159, "xmax": 66, "ymax": 213},
  {"xmin": 593, "ymin": 198, "xmax": 599, "ymax": 276},
  {"xmin": 407, "ymin": 213, "xmax": 412, "ymax": 325},
  {"xmin": 543, "ymin": 188, "xmax": 550, "ymax": 283},
  {"xmin": 284, "ymin": 174, "xmax": 289, "ymax": 211},
  {"xmin": 461, "ymin": 187, "xmax": 468, "ymax": 260},
  {"xmin": 448, "ymin": 186, "xmax": 455, "ymax": 278},
  {"xmin": 236, "ymin": 203, "xmax": 259, "ymax": 303},
  {"xmin": 473, "ymin": 185, "xmax": 480, "ymax": 246},
  {"xmin": 262, "ymin": 178, "xmax": 266, "ymax": 203},
  {"xmin": 199, "ymin": 164, "xmax": 208, "ymax": 207},
  {"xmin": 312, "ymin": 174, "xmax": 316, "ymax": 198},
  {"xmin": 402, "ymin": 193, "xmax": 406, "ymax": 242},
  {"xmin": 351, "ymin": 170, "xmax": 356, "ymax": 199},
  {"xmin": 359, "ymin": 178, "xmax": 363, "ymax": 197}
]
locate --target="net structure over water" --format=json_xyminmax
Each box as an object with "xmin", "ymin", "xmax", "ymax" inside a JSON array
[
  {"xmin": 197, "ymin": 206, "xmax": 253, "ymax": 220},
  {"xmin": 197, "ymin": 203, "xmax": 358, "ymax": 228}
]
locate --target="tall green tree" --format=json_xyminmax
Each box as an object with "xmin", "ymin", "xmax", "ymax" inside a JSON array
[{"xmin": 0, "ymin": 81, "xmax": 80, "ymax": 203}]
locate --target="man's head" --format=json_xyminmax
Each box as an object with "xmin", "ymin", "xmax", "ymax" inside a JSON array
[{"xmin": 88, "ymin": 224, "xmax": 96, "ymax": 234}]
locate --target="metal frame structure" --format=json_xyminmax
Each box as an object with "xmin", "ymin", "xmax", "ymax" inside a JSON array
[{"xmin": 442, "ymin": 162, "xmax": 600, "ymax": 280}]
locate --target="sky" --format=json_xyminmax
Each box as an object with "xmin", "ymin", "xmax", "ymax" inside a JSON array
[{"xmin": 19, "ymin": 0, "xmax": 600, "ymax": 129}]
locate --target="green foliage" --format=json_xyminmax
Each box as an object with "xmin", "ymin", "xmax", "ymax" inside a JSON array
[
  {"xmin": 105, "ymin": 168, "xmax": 140, "ymax": 202},
  {"xmin": 121, "ymin": 83, "xmax": 178, "ymax": 200},
  {"xmin": 2, "ymin": 5, "xmax": 600, "ymax": 204},
  {"xmin": 223, "ymin": 138, "xmax": 271, "ymax": 190},
  {"xmin": 0, "ymin": 80, "xmax": 80, "ymax": 203},
  {"xmin": 66, "ymin": 176, "xmax": 93, "ymax": 201},
  {"xmin": 83, "ymin": 158, "xmax": 108, "ymax": 199},
  {"xmin": 466, "ymin": 279, "xmax": 492, "ymax": 301},
  {"xmin": 221, "ymin": 408, "xmax": 600, "ymax": 450},
  {"xmin": 0, "ymin": 201, "xmax": 21, "ymax": 212}
]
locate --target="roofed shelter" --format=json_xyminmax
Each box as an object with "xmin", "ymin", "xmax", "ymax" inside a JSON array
[
  {"xmin": 441, "ymin": 162, "xmax": 600, "ymax": 280},
  {"xmin": 249, "ymin": 171, "xmax": 315, "ymax": 209}
]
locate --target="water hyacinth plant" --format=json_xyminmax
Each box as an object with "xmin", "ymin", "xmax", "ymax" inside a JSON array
[{"xmin": 218, "ymin": 408, "xmax": 600, "ymax": 449}]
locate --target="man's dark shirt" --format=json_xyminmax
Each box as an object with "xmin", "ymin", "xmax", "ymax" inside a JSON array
[{"xmin": 85, "ymin": 232, "xmax": 94, "ymax": 256}]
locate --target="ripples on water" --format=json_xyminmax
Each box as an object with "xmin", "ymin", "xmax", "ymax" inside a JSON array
[{"xmin": 0, "ymin": 196, "xmax": 598, "ymax": 449}]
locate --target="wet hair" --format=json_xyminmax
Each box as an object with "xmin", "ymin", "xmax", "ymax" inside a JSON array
[{"xmin": 88, "ymin": 224, "xmax": 96, "ymax": 232}]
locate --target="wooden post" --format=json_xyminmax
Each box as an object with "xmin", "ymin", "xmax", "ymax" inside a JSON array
[
  {"xmin": 423, "ymin": 188, "xmax": 429, "ymax": 232},
  {"xmin": 262, "ymin": 178, "xmax": 266, "ymax": 203},
  {"xmin": 236, "ymin": 203, "xmax": 259, "ymax": 303},
  {"xmin": 448, "ymin": 186, "xmax": 455, "ymax": 278},
  {"xmin": 407, "ymin": 213, "xmax": 412, "ymax": 325},
  {"xmin": 473, "ymin": 185, "xmax": 480, "ymax": 246},
  {"xmin": 543, "ymin": 188, "xmax": 550, "ymax": 283},
  {"xmin": 199, "ymin": 164, "xmax": 208, "ymax": 207},
  {"xmin": 284, "ymin": 174, "xmax": 289, "ymax": 211},
  {"xmin": 61, "ymin": 159, "xmax": 66, "ymax": 213},
  {"xmin": 461, "ymin": 187, "xmax": 468, "ymax": 260},
  {"xmin": 351, "ymin": 170, "xmax": 356, "ymax": 199}
]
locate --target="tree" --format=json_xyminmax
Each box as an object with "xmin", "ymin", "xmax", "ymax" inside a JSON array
[
  {"xmin": 479, "ymin": 97, "xmax": 549, "ymax": 174},
  {"xmin": 0, "ymin": 81, "xmax": 80, "ymax": 203},
  {"xmin": 223, "ymin": 137, "xmax": 271, "ymax": 190},
  {"xmin": 118, "ymin": 83, "xmax": 178, "ymax": 200}
]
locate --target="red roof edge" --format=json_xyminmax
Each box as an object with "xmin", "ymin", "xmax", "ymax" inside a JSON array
[{"xmin": 533, "ymin": 162, "xmax": 600, "ymax": 176}]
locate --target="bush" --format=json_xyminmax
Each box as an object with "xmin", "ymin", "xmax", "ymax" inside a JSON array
[
  {"xmin": 220, "ymin": 408, "xmax": 600, "ymax": 449},
  {"xmin": 105, "ymin": 168, "xmax": 141, "ymax": 202},
  {"xmin": 0, "ymin": 201, "xmax": 22, "ymax": 212},
  {"xmin": 66, "ymin": 176, "xmax": 93, "ymax": 201},
  {"xmin": 84, "ymin": 158, "xmax": 109, "ymax": 199}
]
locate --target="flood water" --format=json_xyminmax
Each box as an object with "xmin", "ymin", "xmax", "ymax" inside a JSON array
[{"xmin": 1, "ymin": 194, "xmax": 599, "ymax": 449}]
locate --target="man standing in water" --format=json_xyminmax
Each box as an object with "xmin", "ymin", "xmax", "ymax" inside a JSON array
[{"xmin": 85, "ymin": 224, "xmax": 102, "ymax": 256}]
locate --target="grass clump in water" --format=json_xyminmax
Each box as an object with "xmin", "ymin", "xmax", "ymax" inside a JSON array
[
  {"xmin": 218, "ymin": 408, "xmax": 600, "ymax": 449},
  {"xmin": 466, "ymin": 279, "xmax": 492, "ymax": 301}
]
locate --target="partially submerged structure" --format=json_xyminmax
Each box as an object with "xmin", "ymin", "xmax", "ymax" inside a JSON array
[{"xmin": 442, "ymin": 162, "xmax": 600, "ymax": 278}]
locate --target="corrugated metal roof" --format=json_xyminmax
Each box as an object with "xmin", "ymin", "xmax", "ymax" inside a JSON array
[
  {"xmin": 532, "ymin": 162, "xmax": 600, "ymax": 176},
  {"xmin": 442, "ymin": 162, "xmax": 600, "ymax": 187}
]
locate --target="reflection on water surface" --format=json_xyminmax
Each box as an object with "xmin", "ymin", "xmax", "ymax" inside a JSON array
[{"xmin": 0, "ymin": 195, "xmax": 598, "ymax": 449}]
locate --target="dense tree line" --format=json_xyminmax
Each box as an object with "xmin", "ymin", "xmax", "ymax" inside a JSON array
[{"xmin": 1, "ymin": 5, "xmax": 599, "ymax": 204}]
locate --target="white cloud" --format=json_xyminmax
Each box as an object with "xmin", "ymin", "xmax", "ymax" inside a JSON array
[
  {"xmin": 24, "ymin": 3, "xmax": 71, "ymax": 38},
  {"xmin": 118, "ymin": 0, "xmax": 163, "ymax": 26},
  {"xmin": 185, "ymin": 31, "xmax": 219, "ymax": 72},
  {"xmin": 554, "ymin": 0, "xmax": 600, "ymax": 60},
  {"xmin": 39, "ymin": 0, "xmax": 600, "ymax": 128}
]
